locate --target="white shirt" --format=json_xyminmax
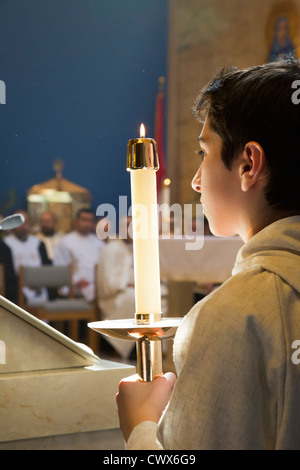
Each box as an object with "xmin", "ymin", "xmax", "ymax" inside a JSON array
[{"xmin": 53, "ymin": 231, "xmax": 104, "ymax": 302}]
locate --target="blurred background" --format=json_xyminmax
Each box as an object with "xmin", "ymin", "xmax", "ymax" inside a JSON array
[
  {"xmin": 0, "ymin": 0, "xmax": 168, "ymax": 222},
  {"xmin": 0, "ymin": 0, "xmax": 299, "ymax": 228}
]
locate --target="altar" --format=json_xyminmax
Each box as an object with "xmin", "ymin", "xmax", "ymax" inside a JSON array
[
  {"xmin": 159, "ymin": 236, "xmax": 244, "ymax": 284},
  {"xmin": 159, "ymin": 236, "xmax": 244, "ymax": 318}
]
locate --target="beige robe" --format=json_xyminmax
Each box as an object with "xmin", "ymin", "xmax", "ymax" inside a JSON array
[{"xmin": 126, "ymin": 216, "xmax": 300, "ymax": 450}]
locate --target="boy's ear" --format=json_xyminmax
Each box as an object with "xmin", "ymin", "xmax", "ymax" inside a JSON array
[{"xmin": 240, "ymin": 141, "xmax": 267, "ymax": 192}]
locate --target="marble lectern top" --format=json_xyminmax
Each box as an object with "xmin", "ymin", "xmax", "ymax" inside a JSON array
[
  {"xmin": 0, "ymin": 295, "xmax": 135, "ymax": 445},
  {"xmin": 0, "ymin": 295, "xmax": 99, "ymax": 373}
]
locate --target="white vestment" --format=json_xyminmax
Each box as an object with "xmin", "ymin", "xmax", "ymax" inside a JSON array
[
  {"xmin": 53, "ymin": 231, "xmax": 104, "ymax": 302},
  {"xmin": 97, "ymin": 239, "xmax": 135, "ymax": 359}
]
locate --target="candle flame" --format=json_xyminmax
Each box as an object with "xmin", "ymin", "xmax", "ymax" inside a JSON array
[
  {"xmin": 164, "ymin": 178, "xmax": 171, "ymax": 186},
  {"xmin": 140, "ymin": 123, "xmax": 146, "ymax": 138}
]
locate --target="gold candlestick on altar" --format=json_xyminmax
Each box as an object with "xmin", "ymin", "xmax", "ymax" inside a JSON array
[{"xmin": 89, "ymin": 124, "xmax": 181, "ymax": 381}]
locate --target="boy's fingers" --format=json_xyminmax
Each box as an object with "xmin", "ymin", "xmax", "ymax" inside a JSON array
[{"xmin": 162, "ymin": 372, "xmax": 177, "ymax": 388}]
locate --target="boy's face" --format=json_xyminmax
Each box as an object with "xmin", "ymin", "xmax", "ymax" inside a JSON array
[{"xmin": 192, "ymin": 117, "xmax": 243, "ymax": 238}]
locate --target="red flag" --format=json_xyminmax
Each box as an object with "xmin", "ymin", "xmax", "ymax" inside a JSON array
[{"xmin": 154, "ymin": 77, "xmax": 166, "ymax": 201}]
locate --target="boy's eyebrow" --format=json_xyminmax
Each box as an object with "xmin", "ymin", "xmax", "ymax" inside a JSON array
[{"xmin": 198, "ymin": 136, "xmax": 206, "ymax": 143}]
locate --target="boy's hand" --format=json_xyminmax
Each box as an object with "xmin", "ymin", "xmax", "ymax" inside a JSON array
[{"xmin": 116, "ymin": 372, "xmax": 177, "ymax": 441}]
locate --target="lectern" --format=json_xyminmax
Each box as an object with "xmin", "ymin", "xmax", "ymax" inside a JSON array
[{"xmin": 0, "ymin": 296, "xmax": 135, "ymax": 449}]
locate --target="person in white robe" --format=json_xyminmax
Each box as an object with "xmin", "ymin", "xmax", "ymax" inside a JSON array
[
  {"xmin": 116, "ymin": 60, "xmax": 300, "ymax": 450},
  {"xmin": 97, "ymin": 235, "xmax": 135, "ymax": 359},
  {"xmin": 53, "ymin": 208, "xmax": 104, "ymax": 302},
  {"xmin": 4, "ymin": 210, "xmax": 51, "ymax": 305},
  {"xmin": 35, "ymin": 211, "xmax": 63, "ymax": 261}
]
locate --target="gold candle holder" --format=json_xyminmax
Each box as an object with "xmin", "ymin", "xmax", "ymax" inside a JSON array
[
  {"xmin": 89, "ymin": 125, "xmax": 182, "ymax": 381},
  {"xmin": 88, "ymin": 318, "xmax": 182, "ymax": 381},
  {"xmin": 126, "ymin": 135, "xmax": 158, "ymax": 171}
]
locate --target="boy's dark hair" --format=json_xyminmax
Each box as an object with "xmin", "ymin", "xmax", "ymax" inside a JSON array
[{"xmin": 193, "ymin": 59, "xmax": 300, "ymax": 211}]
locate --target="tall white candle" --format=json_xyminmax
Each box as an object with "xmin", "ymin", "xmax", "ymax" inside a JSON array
[
  {"xmin": 130, "ymin": 169, "xmax": 161, "ymax": 316},
  {"xmin": 127, "ymin": 124, "xmax": 162, "ymax": 322}
]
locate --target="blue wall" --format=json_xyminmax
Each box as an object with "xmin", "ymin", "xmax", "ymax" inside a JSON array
[{"xmin": 0, "ymin": 0, "xmax": 168, "ymax": 216}]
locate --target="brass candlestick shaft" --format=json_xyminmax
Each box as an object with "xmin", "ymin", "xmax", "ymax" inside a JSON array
[
  {"xmin": 135, "ymin": 312, "xmax": 163, "ymax": 381},
  {"xmin": 137, "ymin": 334, "xmax": 162, "ymax": 382}
]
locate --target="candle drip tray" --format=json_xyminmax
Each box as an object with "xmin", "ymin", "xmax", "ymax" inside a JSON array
[{"xmin": 88, "ymin": 317, "xmax": 182, "ymax": 342}]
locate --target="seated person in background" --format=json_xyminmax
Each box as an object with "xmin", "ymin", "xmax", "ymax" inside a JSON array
[
  {"xmin": 35, "ymin": 211, "xmax": 63, "ymax": 261},
  {"xmin": 0, "ymin": 237, "xmax": 18, "ymax": 303},
  {"xmin": 97, "ymin": 216, "xmax": 136, "ymax": 359},
  {"xmin": 3, "ymin": 210, "xmax": 52, "ymax": 305},
  {"xmin": 53, "ymin": 208, "xmax": 104, "ymax": 302}
]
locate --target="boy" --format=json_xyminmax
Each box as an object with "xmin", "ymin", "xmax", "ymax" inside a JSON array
[{"xmin": 117, "ymin": 60, "xmax": 300, "ymax": 450}]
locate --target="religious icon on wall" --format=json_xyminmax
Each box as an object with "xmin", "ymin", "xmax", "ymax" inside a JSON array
[{"xmin": 266, "ymin": 1, "xmax": 299, "ymax": 62}]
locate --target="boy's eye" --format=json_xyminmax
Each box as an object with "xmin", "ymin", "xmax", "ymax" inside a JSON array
[{"xmin": 195, "ymin": 149, "xmax": 206, "ymax": 162}]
